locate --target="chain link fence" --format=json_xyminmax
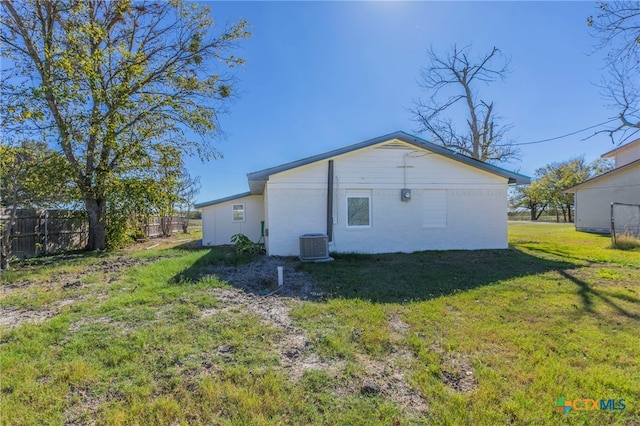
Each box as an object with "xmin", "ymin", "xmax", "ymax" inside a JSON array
[{"xmin": 610, "ymin": 202, "xmax": 640, "ymax": 244}]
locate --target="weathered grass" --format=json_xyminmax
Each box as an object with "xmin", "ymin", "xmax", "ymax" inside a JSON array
[
  {"xmin": 1, "ymin": 223, "xmax": 638, "ymax": 424},
  {"xmin": 611, "ymin": 233, "xmax": 640, "ymax": 251}
]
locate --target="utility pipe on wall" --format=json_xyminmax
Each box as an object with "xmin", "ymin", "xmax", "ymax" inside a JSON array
[{"xmin": 327, "ymin": 160, "xmax": 334, "ymax": 242}]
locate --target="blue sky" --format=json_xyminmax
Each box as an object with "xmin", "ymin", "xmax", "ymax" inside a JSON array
[{"xmin": 190, "ymin": 1, "xmax": 618, "ymax": 203}]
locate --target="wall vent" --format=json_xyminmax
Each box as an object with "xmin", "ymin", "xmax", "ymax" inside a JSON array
[
  {"xmin": 299, "ymin": 234, "xmax": 329, "ymax": 261},
  {"xmin": 376, "ymin": 141, "xmax": 407, "ymax": 149}
]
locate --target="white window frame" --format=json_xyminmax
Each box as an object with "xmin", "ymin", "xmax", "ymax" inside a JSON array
[
  {"xmin": 232, "ymin": 203, "xmax": 245, "ymax": 222},
  {"xmin": 346, "ymin": 194, "xmax": 371, "ymax": 228}
]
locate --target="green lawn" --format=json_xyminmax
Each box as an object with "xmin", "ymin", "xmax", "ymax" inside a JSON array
[{"xmin": 1, "ymin": 223, "xmax": 638, "ymax": 425}]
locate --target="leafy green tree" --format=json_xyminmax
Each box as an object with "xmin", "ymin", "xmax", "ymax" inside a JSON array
[
  {"xmin": 511, "ymin": 157, "xmax": 613, "ymax": 222},
  {"xmin": 105, "ymin": 145, "xmax": 187, "ymax": 247},
  {"xmin": 0, "ymin": 140, "xmax": 76, "ymax": 268},
  {"xmin": 511, "ymin": 181, "xmax": 549, "ymax": 221},
  {"xmin": 589, "ymin": 157, "xmax": 615, "ymax": 176},
  {"xmin": 411, "ymin": 45, "xmax": 519, "ymax": 163},
  {"xmin": 1, "ymin": 0, "xmax": 250, "ymax": 249},
  {"xmin": 536, "ymin": 158, "xmax": 592, "ymax": 222}
]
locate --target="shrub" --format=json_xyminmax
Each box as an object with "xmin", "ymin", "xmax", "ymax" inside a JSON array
[
  {"xmin": 106, "ymin": 210, "xmax": 134, "ymax": 250},
  {"xmin": 230, "ymin": 233, "xmax": 263, "ymax": 255}
]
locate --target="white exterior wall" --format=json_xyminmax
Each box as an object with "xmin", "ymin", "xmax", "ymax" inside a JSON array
[
  {"xmin": 574, "ymin": 164, "xmax": 640, "ymax": 233},
  {"xmin": 611, "ymin": 144, "xmax": 640, "ymax": 168},
  {"xmin": 201, "ymin": 195, "xmax": 265, "ymax": 247},
  {"xmin": 264, "ymin": 142, "xmax": 508, "ymax": 256}
]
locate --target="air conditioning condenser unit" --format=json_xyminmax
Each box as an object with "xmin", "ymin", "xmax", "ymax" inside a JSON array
[{"xmin": 299, "ymin": 233, "xmax": 329, "ymax": 261}]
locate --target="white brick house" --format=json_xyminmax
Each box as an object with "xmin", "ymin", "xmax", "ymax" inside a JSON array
[{"xmin": 196, "ymin": 132, "xmax": 530, "ymax": 256}]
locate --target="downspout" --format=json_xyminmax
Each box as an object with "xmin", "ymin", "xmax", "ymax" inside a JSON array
[{"xmin": 327, "ymin": 160, "xmax": 334, "ymax": 242}]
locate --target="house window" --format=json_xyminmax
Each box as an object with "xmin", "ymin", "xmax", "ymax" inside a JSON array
[
  {"xmin": 347, "ymin": 196, "xmax": 370, "ymax": 227},
  {"xmin": 232, "ymin": 204, "xmax": 245, "ymax": 222}
]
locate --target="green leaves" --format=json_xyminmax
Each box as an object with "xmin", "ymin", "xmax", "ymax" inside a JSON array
[
  {"xmin": 2, "ymin": 0, "xmax": 251, "ymax": 249},
  {"xmin": 0, "ymin": 141, "xmax": 77, "ymax": 209},
  {"xmin": 230, "ymin": 234, "xmax": 263, "ymax": 255},
  {"xmin": 511, "ymin": 157, "xmax": 613, "ymax": 221},
  {"xmin": 218, "ymin": 84, "xmax": 231, "ymax": 98}
]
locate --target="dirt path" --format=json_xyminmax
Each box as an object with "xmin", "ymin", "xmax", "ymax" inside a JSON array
[
  {"xmin": 200, "ymin": 257, "xmax": 428, "ymax": 415},
  {"xmin": 0, "ymin": 255, "xmax": 161, "ymax": 329}
]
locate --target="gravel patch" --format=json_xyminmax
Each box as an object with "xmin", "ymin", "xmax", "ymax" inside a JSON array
[{"xmin": 205, "ymin": 256, "xmax": 322, "ymax": 299}]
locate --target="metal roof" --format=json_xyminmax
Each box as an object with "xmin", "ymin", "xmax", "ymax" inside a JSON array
[
  {"xmin": 194, "ymin": 191, "xmax": 253, "ymax": 209},
  {"xmin": 601, "ymin": 137, "xmax": 640, "ymax": 159},
  {"xmin": 246, "ymin": 131, "xmax": 530, "ymax": 194},
  {"xmin": 563, "ymin": 159, "xmax": 640, "ymax": 193}
]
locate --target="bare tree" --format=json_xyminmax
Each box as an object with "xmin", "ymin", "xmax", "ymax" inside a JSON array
[
  {"xmin": 588, "ymin": 1, "xmax": 640, "ymax": 142},
  {"xmin": 411, "ymin": 45, "xmax": 519, "ymax": 163}
]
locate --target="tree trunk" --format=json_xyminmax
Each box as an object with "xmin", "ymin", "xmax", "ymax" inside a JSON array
[
  {"xmin": 1, "ymin": 197, "xmax": 19, "ymax": 270},
  {"xmin": 530, "ymin": 204, "xmax": 537, "ymax": 221},
  {"xmin": 160, "ymin": 215, "xmax": 171, "ymax": 237},
  {"xmin": 182, "ymin": 208, "xmax": 190, "ymax": 233},
  {"xmin": 567, "ymin": 204, "xmax": 573, "ymax": 223},
  {"xmin": 534, "ymin": 204, "xmax": 547, "ymax": 221},
  {"xmin": 0, "ymin": 233, "xmax": 10, "ymax": 270},
  {"xmin": 85, "ymin": 198, "xmax": 107, "ymax": 250}
]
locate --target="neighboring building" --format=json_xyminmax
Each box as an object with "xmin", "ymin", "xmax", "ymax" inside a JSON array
[
  {"xmin": 195, "ymin": 131, "xmax": 530, "ymax": 256},
  {"xmin": 602, "ymin": 138, "xmax": 640, "ymax": 169},
  {"xmin": 564, "ymin": 138, "xmax": 640, "ymax": 233}
]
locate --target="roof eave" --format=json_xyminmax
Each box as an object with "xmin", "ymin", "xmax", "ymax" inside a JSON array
[
  {"xmin": 563, "ymin": 159, "xmax": 640, "ymax": 193},
  {"xmin": 194, "ymin": 191, "xmax": 253, "ymax": 209},
  {"xmin": 601, "ymin": 137, "xmax": 640, "ymax": 158},
  {"xmin": 246, "ymin": 131, "xmax": 531, "ymax": 188},
  {"xmin": 248, "ymin": 178, "xmax": 267, "ymax": 195}
]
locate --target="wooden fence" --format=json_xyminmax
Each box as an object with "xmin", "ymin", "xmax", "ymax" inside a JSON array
[
  {"xmin": 144, "ymin": 216, "xmax": 186, "ymax": 238},
  {"xmin": 1, "ymin": 209, "xmax": 186, "ymax": 260},
  {"xmin": 0, "ymin": 209, "xmax": 88, "ymax": 259}
]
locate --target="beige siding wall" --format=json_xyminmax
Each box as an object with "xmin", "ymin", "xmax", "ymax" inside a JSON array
[
  {"xmin": 201, "ymin": 195, "xmax": 265, "ymax": 247},
  {"xmin": 613, "ymin": 144, "xmax": 640, "ymax": 168},
  {"xmin": 575, "ymin": 164, "xmax": 640, "ymax": 233},
  {"xmin": 264, "ymin": 142, "xmax": 508, "ymax": 255}
]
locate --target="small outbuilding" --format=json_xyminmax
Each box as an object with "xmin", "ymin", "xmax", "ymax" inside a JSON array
[
  {"xmin": 195, "ymin": 131, "xmax": 530, "ymax": 256},
  {"xmin": 564, "ymin": 138, "xmax": 640, "ymax": 234}
]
